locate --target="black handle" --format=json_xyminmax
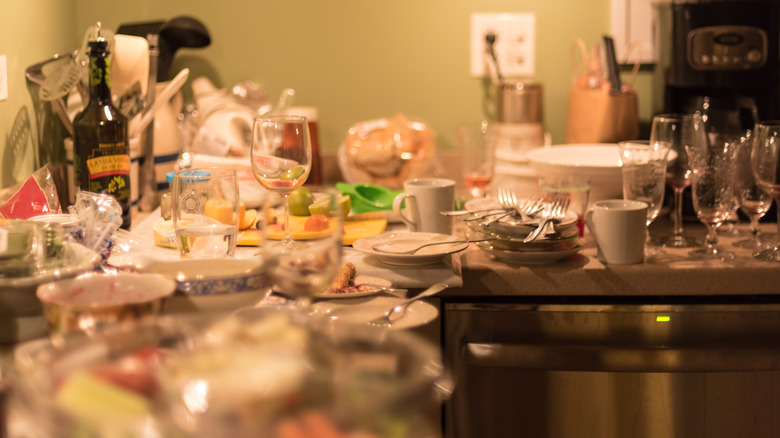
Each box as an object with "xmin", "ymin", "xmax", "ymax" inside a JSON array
[{"xmin": 603, "ymin": 35, "xmax": 622, "ymax": 94}]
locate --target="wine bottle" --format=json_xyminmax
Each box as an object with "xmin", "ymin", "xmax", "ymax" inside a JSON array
[{"xmin": 73, "ymin": 32, "xmax": 131, "ymax": 229}]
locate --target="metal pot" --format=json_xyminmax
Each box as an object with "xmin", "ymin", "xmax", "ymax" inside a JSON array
[{"xmin": 496, "ymin": 80, "xmax": 543, "ymax": 124}]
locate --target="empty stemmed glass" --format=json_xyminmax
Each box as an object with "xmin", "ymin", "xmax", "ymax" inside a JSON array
[
  {"xmin": 251, "ymin": 114, "xmax": 312, "ymax": 246},
  {"xmin": 733, "ymin": 130, "xmax": 772, "ymax": 251},
  {"xmin": 456, "ymin": 121, "xmax": 495, "ymax": 198},
  {"xmin": 686, "ymin": 116, "xmax": 738, "ymax": 261},
  {"xmin": 619, "ymin": 140, "xmax": 671, "ymax": 259},
  {"xmin": 750, "ymin": 121, "xmax": 780, "ymax": 262},
  {"xmin": 651, "ymin": 114, "xmax": 702, "ymax": 248}
]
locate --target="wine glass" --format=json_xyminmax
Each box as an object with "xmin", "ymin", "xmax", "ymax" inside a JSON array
[
  {"xmin": 651, "ymin": 114, "xmax": 702, "ymax": 248},
  {"xmin": 686, "ymin": 116, "xmax": 738, "ymax": 261},
  {"xmin": 260, "ymin": 188, "xmax": 343, "ymax": 307},
  {"xmin": 618, "ymin": 140, "xmax": 671, "ymax": 259},
  {"xmin": 455, "ymin": 121, "xmax": 495, "ymax": 198},
  {"xmin": 733, "ymin": 130, "xmax": 773, "ymax": 251},
  {"xmin": 750, "ymin": 121, "xmax": 780, "ymax": 262},
  {"xmin": 251, "ymin": 114, "xmax": 312, "ymax": 246}
]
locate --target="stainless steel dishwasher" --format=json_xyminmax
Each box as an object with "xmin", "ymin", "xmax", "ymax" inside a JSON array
[{"xmin": 442, "ymin": 299, "xmax": 780, "ymax": 438}]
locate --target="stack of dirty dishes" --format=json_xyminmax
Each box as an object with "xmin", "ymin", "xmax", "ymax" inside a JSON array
[{"xmin": 460, "ymin": 196, "xmax": 584, "ymax": 264}]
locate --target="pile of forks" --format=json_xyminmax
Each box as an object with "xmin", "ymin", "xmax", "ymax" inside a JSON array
[{"xmin": 444, "ymin": 187, "xmax": 572, "ymax": 244}]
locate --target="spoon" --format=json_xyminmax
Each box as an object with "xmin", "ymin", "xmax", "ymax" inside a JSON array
[
  {"xmin": 368, "ymin": 283, "xmax": 448, "ymax": 327},
  {"xmin": 371, "ymin": 237, "xmax": 497, "ymax": 255}
]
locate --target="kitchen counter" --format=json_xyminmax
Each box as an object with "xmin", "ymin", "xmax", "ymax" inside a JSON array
[{"xmin": 449, "ymin": 220, "xmax": 780, "ymax": 298}]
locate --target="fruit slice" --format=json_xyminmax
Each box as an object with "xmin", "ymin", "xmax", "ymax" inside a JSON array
[
  {"xmin": 336, "ymin": 194, "xmax": 351, "ymax": 220},
  {"xmin": 308, "ymin": 199, "xmax": 332, "ymax": 216},
  {"xmin": 304, "ymin": 214, "xmax": 329, "ymax": 232},
  {"xmin": 289, "ymin": 187, "xmax": 314, "ymax": 216},
  {"xmin": 204, "ymin": 199, "xmax": 236, "ymax": 225},
  {"xmin": 240, "ymin": 208, "xmax": 258, "ymax": 230}
]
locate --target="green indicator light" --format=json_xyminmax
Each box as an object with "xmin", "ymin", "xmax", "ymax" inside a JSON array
[{"xmin": 656, "ymin": 315, "xmax": 671, "ymax": 322}]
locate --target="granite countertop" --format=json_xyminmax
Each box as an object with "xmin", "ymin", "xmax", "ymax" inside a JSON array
[{"xmin": 450, "ymin": 220, "xmax": 780, "ymax": 298}]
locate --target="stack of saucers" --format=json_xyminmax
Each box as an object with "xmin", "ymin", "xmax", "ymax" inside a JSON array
[{"xmin": 461, "ymin": 198, "xmax": 584, "ymax": 264}]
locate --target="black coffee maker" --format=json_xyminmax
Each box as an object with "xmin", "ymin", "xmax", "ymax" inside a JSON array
[
  {"xmin": 658, "ymin": 0, "xmax": 780, "ymax": 221},
  {"xmin": 663, "ymin": 0, "xmax": 780, "ymax": 129}
]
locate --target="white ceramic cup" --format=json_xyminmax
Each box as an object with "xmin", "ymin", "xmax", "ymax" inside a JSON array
[
  {"xmin": 393, "ymin": 178, "xmax": 455, "ymax": 234},
  {"xmin": 585, "ymin": 199, "xmax": 648, "ymax": 264}
]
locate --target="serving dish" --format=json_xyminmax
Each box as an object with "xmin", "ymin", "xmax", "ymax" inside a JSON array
[{"xmin": 526, "ymin": 144, "xmax": 623, "ymax": 204}]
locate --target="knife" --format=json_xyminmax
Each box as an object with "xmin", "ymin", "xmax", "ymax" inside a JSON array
[{"xmin": 602, "ymin": 35, "xmax": 622, "ymax": 94}]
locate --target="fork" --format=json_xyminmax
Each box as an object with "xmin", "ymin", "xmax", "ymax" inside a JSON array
[
  {"xmin": 478, "ymin": 188, "xmax": 519, "ymax": 226},
  {"xmin": 368, "ymin": 283, "xmax": 448, "ymax": 327},
  {"xmin": 480, "ymin": 195, "xmax": 544, "ymax": 227},
  {"xmin": 522, "ymin": 197, "xmax": 570, "ymax": 243}
]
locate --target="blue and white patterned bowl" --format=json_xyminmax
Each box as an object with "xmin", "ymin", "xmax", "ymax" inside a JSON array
[{"xmin": 142, "ymin": 259, "xmax": 270, "ymax": 314}]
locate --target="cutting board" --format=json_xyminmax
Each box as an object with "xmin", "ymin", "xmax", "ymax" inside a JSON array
[{"xmin": 237, "ymin": 216, "xmax": 387, "ymax": 246}]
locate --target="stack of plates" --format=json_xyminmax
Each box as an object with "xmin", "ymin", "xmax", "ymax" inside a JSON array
[{"xmin": 462, "ymin": 198, "xmax": 584, "ymax": 264}]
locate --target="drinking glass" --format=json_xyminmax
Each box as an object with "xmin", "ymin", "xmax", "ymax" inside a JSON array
[
  {"xmin": 455, "ymin": 121, "xmax": 495, "ymax": 198},
  {"xmin": 619, "ymin": 140, "xmax": 671, "ymax": 259},
  {"xmin": 260, "ymin": 188, "xmax": 343, "ymax": 307},
  {"xmin": 172, "ymin": 168, "xmax": 240, "ymax": 259},
  {"xmin": 651, "ymin": 114, "xmax": 702, "ymax": 248},
  {"xmin": 686, "ymin": 118, "xmax": 738, "ymax": 261},
  {"xmin": 733, "ymin": 130, "xmax": 772, "ymax": 251},
  {"xmin": 751, "ymin": 121, "xmax": 780, "ymax": 262},
  {"xmin": 251, "ymin": 114, "xmax": 312, "ymax": 246}
]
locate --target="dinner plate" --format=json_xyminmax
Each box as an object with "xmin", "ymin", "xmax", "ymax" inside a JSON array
[
  {"xmin": 353, "ymin": 232, "xmax": 469, "ymax": 266},
  {"xmin": 310, "ymin": 296, "xmax": 439, "ymax": 330},
  {"xmin": 476, "ymin": 240, "xmax": 584, "ymax": 265},
  {"xmin": 314, "ymin": 275, "xmax": 393, "ymax": 299}
]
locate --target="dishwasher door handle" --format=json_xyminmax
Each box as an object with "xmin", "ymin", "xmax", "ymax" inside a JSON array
[{"xmin": 464, "ymin": 342, "xmax": 780, "ymax": 372}]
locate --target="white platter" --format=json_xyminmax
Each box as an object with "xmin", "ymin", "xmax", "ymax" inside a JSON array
[
  {"xmin": 310, "ymin": 296, "xmax": 438, "ymax": 330},
  {"xmin": 353, "ymin": 232, "xmax": 468, "ymax": 266},
  {"xmin": 476, "ymin": 240, "xmax": 584, "ymax": 265}
]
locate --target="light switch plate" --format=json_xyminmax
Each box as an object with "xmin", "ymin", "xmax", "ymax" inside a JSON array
[
  {"xmin": 470, "ymin": 13, "xmax": 536, "ymax": 78},
  {"xmin": 0, "ymin": 55, "xmax": 7, "ymax": 101}
]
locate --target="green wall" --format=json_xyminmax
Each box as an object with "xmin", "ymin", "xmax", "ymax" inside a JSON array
[{"xmin": 0, "ymin": 0, "xmax": 655, "ymax": 187}]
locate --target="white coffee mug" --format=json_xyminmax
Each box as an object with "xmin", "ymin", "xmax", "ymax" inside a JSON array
[
  {"xmin": 585, "ymin": 199, "xmax": 648, "ymax": 264},
  {"xmin": 393, "ymin": 178, "xmax": 455, "ymax": 234}
]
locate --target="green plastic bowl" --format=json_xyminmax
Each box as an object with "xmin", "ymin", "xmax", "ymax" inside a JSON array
[{"xmin": 336, "ymin": 182, "xmax": 402, "ymax": 214}]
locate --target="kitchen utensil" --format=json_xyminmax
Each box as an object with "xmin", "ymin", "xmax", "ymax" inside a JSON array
[
  {"xmin": 602, "ymin": 35, "xmax": 622, "ymax": 94},
  {"xmin": 112, "ymin": 34, "xmax": 150, "ymax": 103},
  {"xmin": 371, "ymin": 237, "xmax": 496, "ymax": 255},
  {"xmin": 38, "ymin": 25, "xmax": 96, "ymax": 102},
  {"xmin": 481, "ymin": 190, "xmax": 543, "ymax": 226},
  {"xmin": 115, "ymin": 81, "xmax": 145, "ymax": 118},
  {"xmin": 158, "ymin": 16, "xmax": 211, "ymax": 81},
  {"xmin": 130, "ymin": 67, "xmax": 190, "ymax": 138},
  {"xmin": 353, "ymin": 232, "xmax": 469, "ymax": 266},
  {"xmin": 524, "ymin": 197, "xmax": 570, "ymax": 243},
  {"xmin": 368, "ymin": 283, "xmax": 448, "ymax": 327},
  {"xmin": 440, "ymin": 208, "xmax": 506, "ymax": 216}
]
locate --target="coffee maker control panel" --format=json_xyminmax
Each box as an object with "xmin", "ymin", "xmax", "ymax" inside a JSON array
[{"xmin": 687, "ymin": 25, "xmax": 767, "ymax": 71}]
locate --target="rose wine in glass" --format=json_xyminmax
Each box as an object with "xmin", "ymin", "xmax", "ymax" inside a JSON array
[
  {"xmin": 251, "ymin": 115, "xmax": 312, "ymax": 245},
  {"xmin": 456, "ymin": 122, "xmax": 495, "ymax": 198}
]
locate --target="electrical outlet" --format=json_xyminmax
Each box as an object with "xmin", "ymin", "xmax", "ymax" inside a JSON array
[
  {"xmin": 470, "ymin": 13, "xmax": 536, "ymax": 78},
  {"xmin": 0, "ymin": 55, "xmax": 7, "ymax": 101}
]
